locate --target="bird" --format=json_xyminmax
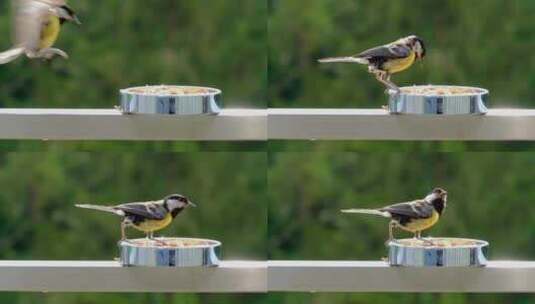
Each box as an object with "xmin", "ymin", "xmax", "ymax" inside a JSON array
[
  {"xmin": 76, "ymin": 194, "xmax": 196, "ymax": 242},
  {"xmin": 341, "ymin": 188, "xmax": 447, "ymax": 242},
  {"xmin": 0, "ymin": 0, "xmax": 81, "ymax": 65},
  {"xmin": 318, "ymin": 35, "xmax": 426, "ymax": 93}
]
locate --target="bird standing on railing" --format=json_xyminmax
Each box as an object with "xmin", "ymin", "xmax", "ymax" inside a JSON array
[
  {"xmin": 76, "ymin": 194, "xmax": 196, "ymax": 242},
  {"xmin": 0, "ymin": 0, "xmax": 81, "ymax": 65},
  {"xmin": 341, "ymin": 188, "xmax": 447, "ymax": 243},
  {"xmin": 319, "ymin": 35, "xmax": 426, "ymax": 93}
]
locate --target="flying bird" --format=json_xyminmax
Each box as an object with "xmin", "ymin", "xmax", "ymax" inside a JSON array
[
  {"xmin": 76, "ymin": 194, "xmax": 196, "ymax": 241},
  {"xmin": 341, "ymin": 188, "xmax": 447, "ymax": 242},
  {"xmin": 0, "ymin": 0, "xmax": 81, "ymax": 65},
  {"xmin": 319, "ymin": 35, "xmax": 426, "ymax": 92}
]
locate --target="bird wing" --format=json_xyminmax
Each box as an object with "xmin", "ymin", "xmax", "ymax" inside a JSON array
[
  {"xmin": 380, "ymin": 199, "xmax": 434, "ymax": 219},
  {"xmin": 115, "ymin": 201, "xmax": 168, "ymax": 220},
  {"xmin": 34, "ymin": 0, "xmax": 67, "ymax": 5},
  {"xmin": 355, "ymin": 43, "xmax": 411, "ymax": 60},
  {"xmin": 12, "ymin": 0, "xmax": 54, "ymax": 49}
]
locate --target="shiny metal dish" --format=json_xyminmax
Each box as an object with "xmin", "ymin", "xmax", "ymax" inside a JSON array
[
  {"xmin": 388, "ymin": 238, "xmax": 489, "ymax": 267},
  {"xmin": 388, "ymin": 85, "xmax": 489, "ymax": 115},
  {"xmin": 119, "ymin": 85, "xmax": 222, "ymax": 115},
  {"xmin": 119, "ymin": 237, "xmax": 221, "ymax": 267}
]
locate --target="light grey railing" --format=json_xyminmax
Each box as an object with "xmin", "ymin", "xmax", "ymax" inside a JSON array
[
  {"xmin": 268, "ymin": 260, "xmax": 535, "ymax": 292},
  {"xmin": 268, "ymin": 108, "xmax": 535, "ymax": 140},
  {"xmin": 0, "ymin": 260, "xmax": 266, "ymax": 293},
  {"xmin": 0, "ymin": 109, "xmax": 266, "ymax": 141}
]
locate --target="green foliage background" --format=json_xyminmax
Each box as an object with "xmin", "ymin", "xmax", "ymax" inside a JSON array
[
  {"xmin": 0, "ymin": 0, "xmax": 267, "ymax": 151},
  {"xmin": 268, "ymin": 152, "xmax": 535, "ymax": 303},
  {"xmin": 269, "ymin": 0, "xmax": 535, "ymax": 152},
  {"xmin": 0, "ymin": 151, "xmax": 267, "ymax": 303}
]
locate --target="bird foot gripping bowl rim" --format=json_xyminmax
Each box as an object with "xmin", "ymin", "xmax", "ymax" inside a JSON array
[
  {"xmin": 387, "ymin": 237, "xmax": 489, "ymax": 267},
  {"xmin": 119, "ymin": 85, "xmax": 222, "ymax": 115},
  {"xmin": 388, "ymin": 85, "xmax": 489, "ymax": 115},
  {"xmin": 119, "ymin": 237, "xmax": 222, "ymax": 267}
]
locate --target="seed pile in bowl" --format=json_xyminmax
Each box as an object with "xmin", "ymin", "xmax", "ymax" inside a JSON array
[
  {"xmin": 392, "ymin": 238, "xmax": 485, "ymax": 248},
  {"xmin": 126, "ymin": 238, "xmax": 216, "ymax": 248},
  {"xmin": 126, "ymin": 85, "xmax": 212, "ymax": 96},
  {"xmin": 400, "ymin": 86, "xmax": 483, "ymax": 96}
]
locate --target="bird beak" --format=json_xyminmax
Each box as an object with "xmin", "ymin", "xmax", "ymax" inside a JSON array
[{"xmin": 188, "ymin": 201, "xmax": 197, "ymax": 207}]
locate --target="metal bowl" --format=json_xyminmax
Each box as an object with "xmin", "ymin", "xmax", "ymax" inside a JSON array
[
  {"xmin": 388, "ymin": 238, "xmax": 489, "ymax": 267},
  {"xmin": 119, "ymin": 85, "xmax": 222, "ymax": 115},
  {"xmin": 388, "ymin": 85, "xmax": 489, "ymax": 115},
  {"xmin": 119, "ymin": 237, "xmax": 221, "ymax": 267}
]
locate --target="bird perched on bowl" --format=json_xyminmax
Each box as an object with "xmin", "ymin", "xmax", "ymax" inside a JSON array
[
  {"xmin": 319, "ymin": 35, "xmax": 426, "ymax": 93},
  {"xmin": 341, "ymin": 188, "xmax": 447, "ymax": 242},
  {"xmin": 0, "ymin": 0, "xmax": 81, "ymax": 65},
  {"xmin": 76, "ymin": 194, "xmax": 196, "ymax": 241}
]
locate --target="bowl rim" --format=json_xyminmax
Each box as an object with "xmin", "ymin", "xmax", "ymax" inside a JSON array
[
  {"xmin": 396, "ymin": 85, "xmax": 489, "ymax": 97},
  {"xmin": 388, "ymin": 237, "xmax": 489, "ymax": 249},
  {"xmin": 120, "ymin": 85, "xmax": 222, "ymax": 97},
  {"xmin": 119, "ymin": 237, "xmax": 222, "ymax": 249}
]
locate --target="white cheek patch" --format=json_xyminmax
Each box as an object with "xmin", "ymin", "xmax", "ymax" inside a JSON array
[
  {"xmin": 168, "ymin": 199, "xmax": 188, "ymax": 209},
  {"xmin": 415, "ymin": 44, "xmax": 423, "ymax": 56}
]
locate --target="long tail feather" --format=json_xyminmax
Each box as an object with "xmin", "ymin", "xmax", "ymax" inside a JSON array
[
  {"xmin": 75, "ymin": 204, "xmax": 121, "ymax": 215},
  {"xmin": 0, "ymin": 48, "xmax": 25, "ymax": 65},
  {"xmin": 340, "ymin": 208, "xmax": 391, "ymax": 218},
  {"xmin": 318, "ymin": 57, "xmax": 368, "ymax": 64}
]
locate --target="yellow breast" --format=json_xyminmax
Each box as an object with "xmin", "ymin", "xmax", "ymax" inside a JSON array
[
  {"xmin": 399, "ymin": 211, "xmax": 439, "ymax": 233},
  {"xmin": 383, "ymin": 51, "xmax": 416, "ymax": 74},
  {"xmin": 40, "ymin": 15, "xmax": 61, "ymax": 49},
  {"xmin": 132, "ymin": 213, "xmax": 173, "ymax": 233}
]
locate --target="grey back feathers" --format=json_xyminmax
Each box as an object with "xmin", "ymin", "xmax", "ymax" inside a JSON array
[
  {"xmin": 75, "ymin": 204, "xmax": 125, "ymax": 216},
  {"xmin": 318, "ymin": 35, "xmax": 423, "ymax": 67},
  {"xmin": 380, "ymin": 200, "xmax": 434, "ymax": 219},
  {"xmin": 340, "ymin": 208, "xmax": 391, "ymax": 218},
  {"xmin": 75, "ymin": 201, "xmax": 168, "ymax": 220},
  {"xmin": 318, "ymin": 57, "xmax": 369, "ymax": 64},
  {"xmin": 116, "ymin": 201, "xmax": 168, "ymax": 220}
]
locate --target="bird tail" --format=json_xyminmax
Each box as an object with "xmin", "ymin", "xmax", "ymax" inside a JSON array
[
  {"xmin": 341, "ymin": 208, "xmax": 391, "ymax": 218},
  {"xmin": 0, "ymin": 48, "xmax": 25, "ymax": 65},
  {"xmin": 75, "ymin": 204, "xmax": 120, "ymax": 215},
  {"xmin": 318, "ymin": 57, "xmax": 368, "ymax": 64}
]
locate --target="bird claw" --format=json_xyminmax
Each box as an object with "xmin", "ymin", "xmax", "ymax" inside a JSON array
[
  {"xmin": 418, "ymin": 237, "xmax": 435, "ymax": 246},
  {"xmin": 150, "ymin": 238, "xmax": 168, "ymax": 246},
  {"xmin": 385, "ymin": 88, "xmax": 401, "ymax": 97},
  {"xmin": 38, "ymin": 48, "xmax": 69, "ymax": 60},
  {"xmin": 385, "ymin": 238, "xmax": 396, "ymax": 246}
]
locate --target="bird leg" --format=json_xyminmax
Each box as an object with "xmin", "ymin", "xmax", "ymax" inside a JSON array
[
  {"xmin": 388, "ymin": 221, "xmax": 396, "ymax": 243},
  {"xmin": 120, "ymin": 222, "xmax": 127, "ymax": 241},
  {"xmin": 29, "ymin": 48, "xmax": 69, "ymax": 60},
  {"xmin": 385, "ymin": 74, "xmax": 400, "ymax": 95},
  {"xmin": 146, "ymin": 231, "xmax": 167, "ymax": 246},
  {"xmin": 414, "ymin": 231, "xmax": 435, "ymax": 246},
  {"xmin": 374, "ymin": 72, "xmax": 400, "ymax": 95}
]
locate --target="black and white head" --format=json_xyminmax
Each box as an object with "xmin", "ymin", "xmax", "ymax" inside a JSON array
[
  {"xmin": 163, "ymin": 194, "xmax": 196, "ymax": 213},
  {"xmin": 404, "ymin": 35, "xmax": 426, "ymax": 60},
  {"xmin": 425, "ymin": 188, "xmax": 447, "ymax": 214},
  {"xmin": 51, "ymin": 5, "xmax": 81, "ymax": 25}
]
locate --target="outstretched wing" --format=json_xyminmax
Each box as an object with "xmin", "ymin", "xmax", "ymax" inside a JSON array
[
  {"xmin": 34, "ymin": 0, "xmax": 67, "ymax": 5},
  {"xmin": 380, "ymin": 199, "xmax": 434, "ymax": 219},
  {"xmin": 115, "ymin": 201, "xmax": 167, "ymax": 220},
  {"xmin": 355, "ymin": 43, "xmax": 411, "ymax": 60},
  {"xmin": 12, "ymin": 0, "xmax": 52, "ymax": 49}
]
